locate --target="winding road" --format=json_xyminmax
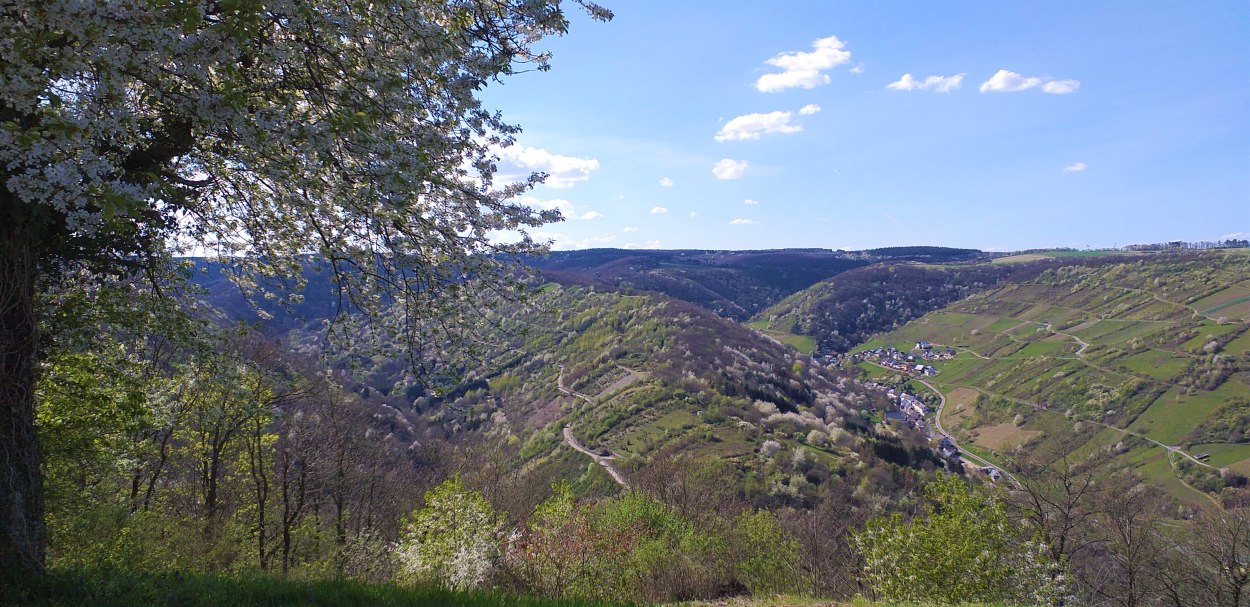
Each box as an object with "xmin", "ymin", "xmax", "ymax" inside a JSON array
[
  {"xmin": 556, "ymin": 366, "xmax": 629, "ymax": 489},
  {"xmin": 562, "ymin": 425, "xmax": 629, "ymax": 489},
  {"xmin": 866, "ymin": 360, "xmax": 1018, "ymax": 485},
  {"xmin": 914, "ymin": 376, "xmax": 1020, "ymax": 487}
]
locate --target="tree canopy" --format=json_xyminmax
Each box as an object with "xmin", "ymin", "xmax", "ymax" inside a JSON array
[{"xmin": 0, "ymin": 0, "xmax": 608, "ymax": 572}]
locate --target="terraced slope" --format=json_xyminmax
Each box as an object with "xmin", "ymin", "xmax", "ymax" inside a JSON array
[
  {"xmin": 423, "ymin": 283, "xmax": 941, "ymax": 507},
  {"xmin": 856, "ymin": 251, "xmax": 1250, "ymax": 507}
]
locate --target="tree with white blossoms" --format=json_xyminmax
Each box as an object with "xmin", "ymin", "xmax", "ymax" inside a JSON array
[
  {"xmin": 852, "ymin": 474, "xmax": 1066, "ymax": 606},
  {"xmin": 395, "ymin": 476, "xmax": 505, "ymax": 591},
  {"xmin": 0, "ymin": 0, "xmax": 609, "ymax": 571}
]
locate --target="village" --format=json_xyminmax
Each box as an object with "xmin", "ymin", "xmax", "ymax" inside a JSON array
[
  {"xmin": 872, "ymin": 381, "xmax": 1004, "ymax": 481},
  {"xmin": 844, "ymin": 341, "xmax": 956, "ymax": 376}
]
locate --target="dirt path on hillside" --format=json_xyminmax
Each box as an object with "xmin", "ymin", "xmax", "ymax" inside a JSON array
[
  {"xmin": 1041, "ymin": 321, "xmax": 1090, "ymax": 357},
  {"xmin": 556, "ymin": 367, "xmax": 629, "ymax": 489},
  {"xmin": 562, "ymin": 425, "xmax": 629, "ymax": 489}
]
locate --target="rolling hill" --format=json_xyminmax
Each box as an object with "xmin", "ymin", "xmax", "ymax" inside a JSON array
[
  {"xmin": 749, "ymin": 263, "xmax": 1022, "ymax": 355},
  {"xmin": 414, "ymin": 282, "xmax": 944, "ymax": 508},
  {"xmin": 524, "ymin": 247, "xmax": 985, "ymax": 321},
  {"xmin": 850, "ymin": 250, "xmax": 1250, "ymax": 507}
]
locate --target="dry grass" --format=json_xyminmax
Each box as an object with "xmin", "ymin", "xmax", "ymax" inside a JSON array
[{"xmin": 973, "ymin": 423, "xmax": 1040, "ymax": 452}]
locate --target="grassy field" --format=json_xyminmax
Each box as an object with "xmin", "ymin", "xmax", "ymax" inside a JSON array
[
  {"xmin": 1128, "ymin": 384, "xmax": 1243, "ymax": 446},
  {"xmin": 747, "ymin": 321, "xmax": 818, "ymax": 354},
  {"xmin": 972, "ymin": 423, "xmax": 1040, "ymax": 452},
  {"xmin": 682, "ymin": 598, "xmax": 1034, "ymax": 607},
  {"xmin": 1187, "ymin": 442, "xmax": 1250, "ymax": 467},
  {"xmin": 3, "ymin": 567, "xmax": 625, "ymax": 607}
]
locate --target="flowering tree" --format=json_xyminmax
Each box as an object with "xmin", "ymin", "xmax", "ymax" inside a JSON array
[
  {"xmin": 0, "ymin": 0, "xmax": 608, "ymax": 571},
  {"xmin": 395, "ymin": 476, "xmax": 504, "ymax": 590}
]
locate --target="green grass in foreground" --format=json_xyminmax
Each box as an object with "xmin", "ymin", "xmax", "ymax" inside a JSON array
[
  {"xmin": 680, "ymin": 596, "xmax": 1029, "ymax": 607},
  {"xmin": 1, "ymin": 567, "xmax": 627, "ymax": 607}
]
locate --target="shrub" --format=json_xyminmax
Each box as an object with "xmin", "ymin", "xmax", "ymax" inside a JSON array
[{"xmin": 395, "ymin": 476, "xmax": 505, "ymax": 591}]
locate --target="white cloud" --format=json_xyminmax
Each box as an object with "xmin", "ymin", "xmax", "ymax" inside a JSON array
[
  {"xmin": 756, "ymin": 70, "xmax": 828, "ymax": 92},
  {"xmin": 579, "ymin": 211, "xmax": 604, "ymax": 220},
  {"xmin": 715, "ymin": 111, "xmax": 803, "ymax": 142},
  {"xmin": 729, "ymin": 218, "xmax": 758, "ymax": 225},
  {"xmin": 744, "ymin": 198, "xmax": 759, "ymax": 205},
  {"xmin": 798, "ymin": 104, "xmax": 821, "ymax": 115},
  {"xmin": 766, "ymin": 35, "xmax": 851, "ymax": 72},
  {"xmin": 1043, "ymin": 79, "xmax": 1081, "ymax": 94},
  {"xmin": 650, "ymin": 206, "xmax": 669, "ymax": 214},
  {"xmin": 622, "ymin": 226, "xmax": 639, "ymax": 233},
  {"xmin": 646, "ymin": 240, "xmax": 662, "ymax": 249},
  {"xmin": 1220, "ymin": 232, "xmax": 1249, "ymax": 240},
  {"xmin": 493, "ymin": 145, "xmax": 599, "ymax": 188},
  {"xmin": 623, "ymin": 242, "xmax": 639, "ymax": 249},
  {"xmin": 1063, "ymin": 162, "xmax": 1088, "ymax": 172},
  {"xmin": 755, "ymin": 35, "xmax": 852, "ymax": 93},
  {"xmin": 519, "ymin": 196, "xmax": 574, "ymax": 218},
  {"xmin": 689, "ymin": 211, "xmax": 698, "ymax": 218},
  {"xmin": 659, "ymin": 177, "xmax": 675, "ymax": 187},
  {"xmin": 850, "ymin": 63, "xmax": 866, "ymax": 74},
  {"xmin": 980, "ymin": 70, "xmax": 1079, "ymax": 94},
  {"xmin": 887, "ymin": 73, "xmax": 966, "ymax": 93},
  {"xmin": 712, "ymin": 158, "xmax": 749, "ymax": 180},
  {"xmin": 980, "ymin": 70, "xmax": 1042, "ymax": 93}
]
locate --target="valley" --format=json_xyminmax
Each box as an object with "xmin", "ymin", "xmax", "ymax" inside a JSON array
[{"xmin": 10, "ymin": 2, "xmax": 1249, "ymax": 603}]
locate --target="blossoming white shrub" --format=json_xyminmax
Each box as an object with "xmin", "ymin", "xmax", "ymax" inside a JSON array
[{"xmin": 394, "ymin": 477, "xmax": 504, "ymax": 591}]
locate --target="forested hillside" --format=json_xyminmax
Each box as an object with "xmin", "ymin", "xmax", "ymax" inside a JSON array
[
  {"xmin": 523, "ymin": 247, "xmax": 985, "ymax": 321},
  {"xmin": 751, "ymin": 263, "xmax": 1021, "ymax": 354}
]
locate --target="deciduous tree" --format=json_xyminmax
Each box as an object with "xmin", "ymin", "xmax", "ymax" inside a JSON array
[{"xmin": 0, "ymin": 0, "xmax": 607, "ymax": 571}]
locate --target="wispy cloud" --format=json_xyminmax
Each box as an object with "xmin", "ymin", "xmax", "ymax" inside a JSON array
[
  {"xmin": 689, "ymin": 211, "xmax": 699, "ymax": 218},
  {"xmin": 650, "ymin": 206, "xmax": 669, "ymax": 214},
  {"xmin": 579, "ymin": 211, "xmax": 604, "ymax": 220},
  {"xmin": 980, "ymin": 69, "xmax": 1080, "ymax": 94},
  {"xmin": 622, "ymin": 226, "xmax": 639, "ymax": 233},
  {"xmin": 712, "ymin": 158, "xmax": 749, "ymax": 180},
  {"xmin": 729, "ymin": 218, "xmax": 758, "ymax": 225},
  {"xmin": 755, "ymin": 35, "xmax": 852, "ymax": 93},
  {"xmin": 493, "ymin": 145, "xmax": 599, "ymax": 188},
  {"xmin": 850, "ymin": 63, "xmax": 865, "ymax": 75},
  {"xmin": 887, "ymin": 73, "xmax": 966, "ymax": 93},
  {"xmin": 715, "ymin": 111, "xmax": 803, "ymax": 142},
  {"xmin": 798, "ymin": 104, "xmax": 822, "ymax": 115},
  {"xmin": 744, "ymin": 198, "xmax": 759, "ymax": 206},
  {"xmin": 659, "ymin": 177, "xmax": 675, "ymax": 187},
  {"xmin": 1063, "ymin": 162, "xmax": 1088, "ymax": 172}
]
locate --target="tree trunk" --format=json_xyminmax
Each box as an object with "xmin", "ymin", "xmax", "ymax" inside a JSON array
[{"xmin": 0, "ymin": 210, "xmax": 45, "ymax": 572}]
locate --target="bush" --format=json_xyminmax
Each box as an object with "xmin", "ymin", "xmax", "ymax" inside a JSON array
[
  {"xmin": 731, "ymin": 509, "xmax": 803, "ymax": 597},
  {"xmin": 395, "ymin": 476, "xmax": 505, "ymax": 591}
]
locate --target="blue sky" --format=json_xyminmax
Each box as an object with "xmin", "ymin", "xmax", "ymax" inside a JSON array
[{"xmin": 484, "ymin": 1, "xmax": 1249, "ymax": 251}]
